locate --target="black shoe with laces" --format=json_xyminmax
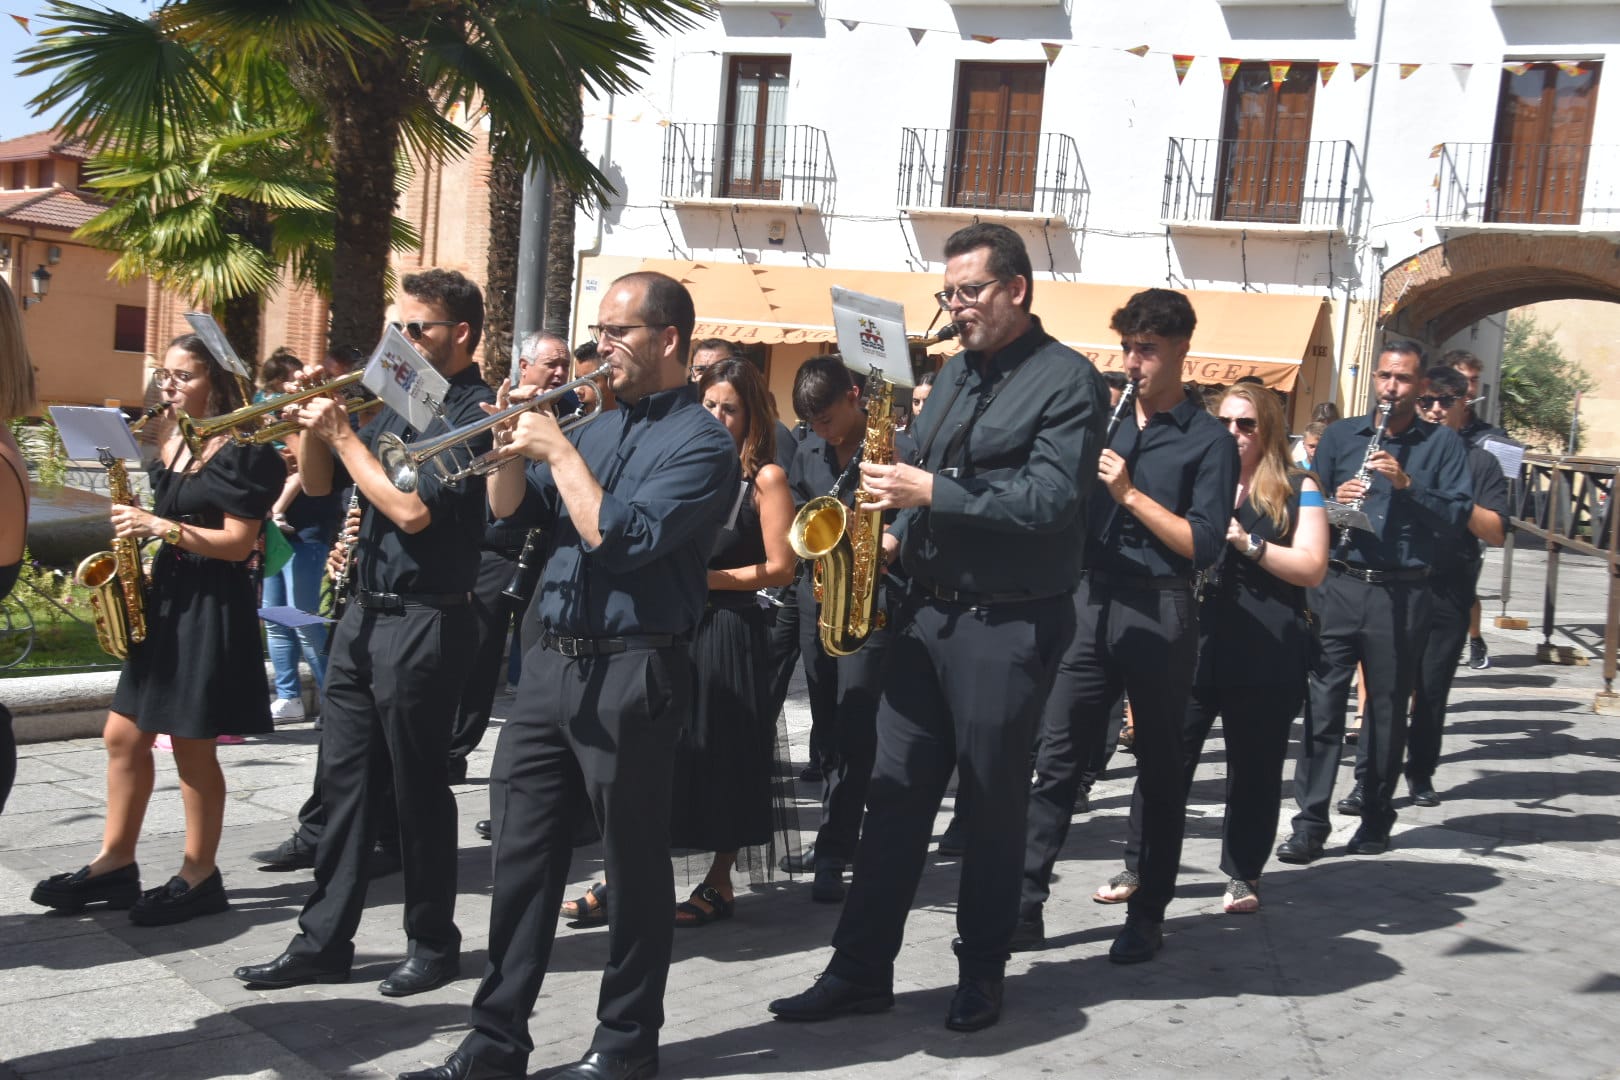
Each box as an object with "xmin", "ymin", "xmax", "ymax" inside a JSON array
[
  {"xmin": 769, "ymin": 971, "xmax": 894, "ymax": 1021},
  {"xmin": 253, "ymin": 834, "xmax": 315, "ymax": 872},
  {"xmin": 1336, "ymin": 782, "xmax": 1365, "ymax": 816},
  {"xmin": 1468, "ymin": 637, "xmax": 1490, "ymax": 669}
]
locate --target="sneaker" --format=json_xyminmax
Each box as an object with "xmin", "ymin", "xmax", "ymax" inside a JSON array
[
  {"xmin": 1468, "ymin": 637, "xmax": 1490, "ymax": 670},
  {"xmin": 269, "ymin": 697, "xmax": 306, "ymax": 723}
]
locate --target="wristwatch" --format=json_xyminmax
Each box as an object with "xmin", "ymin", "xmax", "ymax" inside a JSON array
[
  {"xmin": 1242, "ymin": 533, "xmax": 1266, "ymax": 560},
  {"xmin": 162, "ymin": 521, "xmax": 183, "ymax": 546}
]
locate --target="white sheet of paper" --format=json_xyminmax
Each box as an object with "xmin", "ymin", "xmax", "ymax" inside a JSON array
[
  {"xmin": 48, "ymin": 406, "xmax": 142, "ymax": 462},
  {"xmin": 361, "ymin": 326, "xmax": 450, "ymax": 434},
  {"xmin": 183, "ymin": 311, "xmax": 250, "ymax": 379},
  {"xmin": 831, "ymin": 286, "xmax": 915, "ymax": 389},
  {"xmin": 1479, "ymin": 436, "xmax": 1526, "ymax": 480}
]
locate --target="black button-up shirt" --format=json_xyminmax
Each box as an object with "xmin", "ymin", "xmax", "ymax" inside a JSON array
[
  {"xmin": 1087, "ymin": 389, "xmax": 1238, "ymax": 578},
  {"xmin": 1432, "ymin": 444, "xmax": 1510, "ymax": 583},
  {"xmin": 347, "ymin": 365, "xmax": 496, "ymax": 594},
  {"xmin": 510, "ymin": 385, "xmax": 739, "ymax": 638},
  {"xmin": 892, "ymin": 317, "xmax": 1106, "ymax": 596},
  {"xmin": 787, "ymin": 426, "xmax": 920, "ymax": 510},
  {"xmin": 1313, "ymin": 409, "xmax": 1473, "ymax": 570}
]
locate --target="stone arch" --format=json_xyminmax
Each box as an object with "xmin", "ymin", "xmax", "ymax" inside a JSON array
[{"xmin": 1378, "ymin": 232, "xmax": 1620, "ymax": 344}]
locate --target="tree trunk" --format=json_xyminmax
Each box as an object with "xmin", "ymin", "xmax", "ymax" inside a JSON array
[
  {"xmin": 221, "ymin": 294, "xmax": 262, "ymax": 381},
  {"xmin": 484, "ymin": 131, "xmax": 523, "ymax": 385},
  {"xmin": 543, "ymin": 102, "xmax": 585, "ymax": 335},
  {"xmin": 323, "ymin": 48, "xmax": 409, "ymax": 357}
]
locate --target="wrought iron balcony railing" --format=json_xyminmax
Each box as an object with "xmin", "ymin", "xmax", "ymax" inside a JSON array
[
  {"xmin": 896, "ymin": 127, "xmax": 1087, "ymax": 222},
  {"xmin": 1162, "ymin": 137, "xmax": 1362, "ymax": 229},
  {"xmin": 1435, "ymin": 141, "xmax": 1620, "ymax": 227},
  {"xmin": 661, "ymin": 122, "xmax": 835, "ymax": 212}
]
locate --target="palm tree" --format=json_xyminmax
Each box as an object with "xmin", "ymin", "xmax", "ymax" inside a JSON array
[{"xmin": 22, "ymin": 0, "xmax": 710, "ymax": 353}]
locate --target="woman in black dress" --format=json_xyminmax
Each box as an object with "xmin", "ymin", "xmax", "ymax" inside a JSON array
[
  {"xmin": 31, "ymin": 334, "xmax": 285, "ymax": 925},
  {"xmin": 0, "ymin": 278, "xmax": 34, "ymax": 814},
  {"xmin": 1095, "ymin": 382, "xmax": 1327, "ymax": 914}
]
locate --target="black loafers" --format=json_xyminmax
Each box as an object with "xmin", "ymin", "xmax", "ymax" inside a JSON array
[
  {"xmin": 1336, "ymin": 782, "xmax": 1365, "ymax": 816},
  {"xmin": 1346, "ymin": 826, "xmax": 1391, "ymax": 855},
  {"xmin": 31, "ymin": 863, "xmax": 141, "ymax": 911},
  {"xmin": 234, "ymin": 951, "xmax": 350, "ymax": 989},
  {"xmin": 1275, "ymin": 833, "xmax": 1324, "ymax": 865},
  {"xmin": 553, "ymin": 1050, "xmax": 659, "ymax": 1080},
  {"xmin": 769, "ymin": 970, "xmax": 894, "ymax": 1021},
  {"xmin": 397, "ymin": 1050, "xmax": 520, "ymax": 1080},
  {"xmin": 253, "ymin": 834, "xmax": 315, "ymax": 872},
  {"xmin": 129, "ymin": 869, "xmax": 229, "ymax": 926},
  {"xmin": 380, "ymin": 954, "xmax": 461, "ymax": 997},
  {"xmin": 945, "ymin": 976, "xmax": 1003, "ymax": 1032},
  {"xmin": 1008, "ymin": 913, "xmax": 1045, "ymax": 953},
  {"xmin": 1108, "ymin": 917, "xmax": 1164, "ymax": 965}
]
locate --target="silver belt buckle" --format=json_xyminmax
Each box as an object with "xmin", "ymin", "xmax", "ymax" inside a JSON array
[
  {"xmin": 938, "ymin": 467, "xmax": 962, "ymax": 478},
  {"xmin": 555, "ymin": 635, "xmax": 581, "ymax": 657}
]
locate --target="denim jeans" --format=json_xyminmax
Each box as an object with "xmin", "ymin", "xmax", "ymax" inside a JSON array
[{"xmin": 264, "ymin": 534, "xmax": 330, "ymax": 700}]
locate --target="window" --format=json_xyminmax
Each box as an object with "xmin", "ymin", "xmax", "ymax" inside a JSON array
[
  {"xmin": 950, "ymin": 63, "xmax": 1046, "ymax": 211},
  {"xmin": 722, "ymin": 56, "xmax": 790, "ymax": 199},
  {"xmin": 114, "ymin": 305, "xmax": 147, "ymax": 353},
  {"xmin": 1217, "ymin": 61, "xmax": 1318, "ymax": 223},
  {"xmin": 1488, "ymin": 61, "xmax": 1601, "ymax": 224}
]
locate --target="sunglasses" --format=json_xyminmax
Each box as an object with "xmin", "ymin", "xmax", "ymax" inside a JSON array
[
  {"xmin": 390, "ymin": 320, "xmax": 458, "ymax": 340},
  {"xmin": 1220, "ymin": 416, "xmax": 1259, "ymax": 435},
  {"xmin": 1418, "ymin": 395, "xmax": 1458, "ymax": 410}
]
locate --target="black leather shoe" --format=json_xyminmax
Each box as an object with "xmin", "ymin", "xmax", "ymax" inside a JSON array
[
  {"xmin": 811, "ymin": 865, "xmax": 846, "ymax": 903},
  {"xmin": 1346, "ymin": 826, "xmax": 1390, "ymax": 855},
  {"xmin": 379, "ymin": 954, "xmax": 460, "ymax": 997},
  {"xmin": 769, "ymin": 970, "xmax": 894, "ymax": 1021},
  {"xmin": 552, "ymin": 1050, "xmax": 659, "ymax": 1080},
  {"xmin": 1074, "ymin": 788, "xmax": 1091, "ymax": 815},
  {"xmin": 945, "ymin": 975, "xmax": 1003, "ymax": 1032},
  {"xmin": 31, "ymin": 863, "xmax": 141, "ymax": 911},
  {"xmin": 253, "ymin": 834, "xmax": 315, "ymax": 872},
  {"xmin": 475, "ymin": 819, "xmax": 492, "ymax": 841},
  {"xmin": 779, "ymin": 844, "xmax": 816, "ymax": 873},
  {"xmin": 234, "ymin": 951, "xmax": 349, "ymax": 989},
  {"xmin": 129, "ymin": 869, "xmax": 228, "ymax": 926},
  {"xmin": 397, "ymin": 1050, "xmax": 519, "ymax": 1080},
  {"xmin": 937, "ymin": 817, "xmax": 965, "ymax": 857},
  {"xmin": 1275, "ymin": 833, "xmax": 1324, "ymax": 865},
  {"xmin": 1336, "ymin": 782, "xmax": 1365, "ymax": 816},
  {"xmin": 1409, "ymin": 779, "xmax": 1441, "ymax": 807},
  {"xmin": 368, "ymin": 843, "xmax": 402, "ymax": 878},
  {"xmin": 1108, "ymin": 917, "xmax": 1164, "ymax": 964},
  {"xmin": 1008, "ymin": 913, "xmax": 1045, "ymax": 952}
]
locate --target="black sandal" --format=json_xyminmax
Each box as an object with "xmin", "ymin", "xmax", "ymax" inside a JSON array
[
  {"xmin": 674, "ymin": 884, "xmax": 734, "ymax": 928},
  {"xmin": 560, "ymin": 881, "xmax": 608, "ymax": 927}
]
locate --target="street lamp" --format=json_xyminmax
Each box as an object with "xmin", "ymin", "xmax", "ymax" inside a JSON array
[{"xmin": 22, "ymin": 264, "xmax": 50, "ymax": 309}]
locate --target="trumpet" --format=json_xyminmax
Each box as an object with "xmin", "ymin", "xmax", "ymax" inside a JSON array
[
  {"xmin": 378, "ymin": 371, "xmax": 610, "ymax": 493},
  {"xmin": 176, "ymin": 370, "xmax": 381, "ymax": 454}
]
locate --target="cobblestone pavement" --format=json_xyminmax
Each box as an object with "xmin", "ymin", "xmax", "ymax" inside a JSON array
[{"xmin": 2, "ymin": 549, "xmax": 1618, "ymax": 1080}]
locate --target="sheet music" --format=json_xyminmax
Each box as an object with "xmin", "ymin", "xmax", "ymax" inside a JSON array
[
  {"xmin": 1479, "ymin": 436, "xmax": 1526, "ymax": 480},
  {"xmin": 47, "ymin": 406, "xmax": 141, "ymax": 462}
]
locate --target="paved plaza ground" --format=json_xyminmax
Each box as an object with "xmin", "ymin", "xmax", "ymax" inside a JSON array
[{"xmin": 2, "ymin": 547, "xmax": 1618, "ymax": 1079}]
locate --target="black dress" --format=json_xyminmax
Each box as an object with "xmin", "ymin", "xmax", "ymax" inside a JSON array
[{"xmin": 110, "ymin": 441, "xmax": 285, "ymax": 738}]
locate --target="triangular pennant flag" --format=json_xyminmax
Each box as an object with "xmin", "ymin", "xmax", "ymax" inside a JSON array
[
  {"xmin": 971, "ymin": 34, "xmax": 998, "ymax": 44},
  {"xmin": 1320, "ymin": 61, "xmax": 1339, "ymax": 86},
  {"xmin": 1173, "ymin": 54, "xmax": 1195, "ymax": 85},
  {"xmin": 909, "ymin": 27, "xmax": 925, "ymax": 45},
  {"xmin": 1353, "ymin": 63, "xmax": 1373, "ymax": 81},
  {"xmin": 1403, "ymin": 257, "xmax": 1422, "ymax": 274},
  {"xmin": 1558, "ymin": 61, "xmax": 1585, "ymax": 77},
  {"xmin": 1452, "ymin": 63, "xmax": 1473, "ymax": 90},
  {"xmin": 1041, "ymin": 42, "xmax": 1062, "ymax": 67},
  {"xmin": 1269, "ymin": 61, "xmax": 1292, "ymax": 89},
  {"xmin": 770, "ymin": 11, "xmax": 792, "ymax": 29},
  {"xmin": 1126, "ymin": 45, "xmax": 1150, "ymax": 58},
  {"xmin": 655, "ymin": 118, "xmax": 670, "ymax": 127},
  {"xmin": 9, "ymin": 13, "xmax": 28, "ymax": 32},
  {"xmin": 1400, "ymin": 63, "xmax": 1421, "ymax": 80},
  {"xmin": 1220, "ymin": 57, "xmax": 1242, "ymax": 84},
  {"xmin": 1429, "ymin": 143, "xmax": 1444, "ymax": 159},
  {"xmin": 839, "ymin": 19, "xmax": 857, "ymax": 31},
  {"xmin": 1503, "ymin": 62, "xmax": 1531, "ymax": 76}
]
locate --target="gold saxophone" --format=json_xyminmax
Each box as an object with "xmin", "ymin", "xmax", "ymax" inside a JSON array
[
  {"xmin": 76, "ymin": 410, "xmax": 158, "ymax": 659},
  {"xmin": 788, "ymin": 372, "xmax": 893, "ymax": 657}
]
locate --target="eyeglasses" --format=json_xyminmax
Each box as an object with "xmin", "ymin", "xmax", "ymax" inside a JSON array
[
  {"xmin": 1219, "ymin": 416, "xmax": 1259, "ymax": 435},
  {"xmin": 390, "ymin": 320, "xmax": 458, "ymax": 340},
  {"xmin": 151, "ymin": 369, "xmax": 203, "ymax": 388},
  {"xmin": 935, "ymin": 279, "xmax": 1004, "ymax": 309},
  {"xmin": 588, "ymin": 323, "xmax": 665, "ymax": 344},
  {"xmin": 1418, "ymin": 395, "xmax": 1458, "ymax": 410}
]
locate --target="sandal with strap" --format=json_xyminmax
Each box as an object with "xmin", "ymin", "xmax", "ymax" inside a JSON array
[
  {"xmin": 560, "ymin": 881, "xmax": 608, "ymax": 927},
  {"xmin": 1223, "ymin": 878, "xmax": 1261, "ymax": 915},
  {"xmin": 674, "ymin": 884, "xmax": 734, "ymax": 928},
  {"xmin": 1093, "ymin": 869, "xmax": 1140, "ymax": 905}
]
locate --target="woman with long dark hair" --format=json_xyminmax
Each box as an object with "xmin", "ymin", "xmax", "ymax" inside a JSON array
[{"xmin": 31, "ymin": 333, "xmax": 285, "ymax": 924}]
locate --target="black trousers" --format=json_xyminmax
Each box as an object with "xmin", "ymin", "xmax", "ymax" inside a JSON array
[
  {"xmin": 448, "ymin": 546, "xmax": 519, "ymax": 768},
  {"xmin": 763, "ymin": 573, "xmax": 801, "ymax": 731},
  {"xmin": 1398, "ymin": 564, "xmax": 1477, "ymax": 786},
  {"xmin": 1291, "ymin": 569, "xmax": 1432, "ymax": 840},
  {"xmin": 460, "ymin": 642, "xmax": 689, "ymax": 1072},
  {"xmin": 1123, "ymin": 682, "xmax": 1303, "ymax": 883},
  {"xmin": 288, "ymin": 601, "xmax": 469, "ymax": 966},
  {"xmin": 828, "ymin": 593, "xmax": 1071, "ymax": 985},
  {"xmin": 1023, "ymin": 578, "xmax": 1197, "ymax": 924},
  {"xmin": 0, "ymin": 701, "xmax": 13, "ymax": 815}
]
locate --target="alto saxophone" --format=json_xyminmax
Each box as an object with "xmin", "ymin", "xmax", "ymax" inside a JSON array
[
  {"xmin": 788, "ymin": 371, "xmax": 893, "ymax": 657},
  {"xmin": 75, "ymin": 409, "xmax": 160, "ymax": 659}
]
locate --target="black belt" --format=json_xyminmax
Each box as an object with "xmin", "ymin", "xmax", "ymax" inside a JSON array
[
  {"xmin": 1086, "ymin": 569, "xmax": 1194, "ymax": 592},
  {"xmin": 354, "ymin": 590, "xmax": 471, "ymax": 613},
  {"xmin": 539, "ymin": 631, "xmax": 686, "ymax": 657},
  {"xmin": 914, "ymin": 580, "xmax": 1058, "ymax": 608},
  {"xmin": 1328, "ymin": 561, "xmax": 1429, "ymax": 585}
]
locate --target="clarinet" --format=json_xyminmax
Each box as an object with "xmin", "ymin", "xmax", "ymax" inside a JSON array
[
  {"xmin": 330, "ymin": 487, "xmax": 361, "ymax": 615},
  {"xmin": 501, "ymin": 528, "xmax": 547, "ymax": 610},
  {"xmin": 1328, "ymin": 400, "xmax": 1393, "ymax": 548},
  {"xmin": 1104, "ymin": 379, "xmax": 1140, "ymax": 443}
]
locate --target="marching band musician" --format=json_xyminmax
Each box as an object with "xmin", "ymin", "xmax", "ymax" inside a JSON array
[
  {"xmin": 400, "ymin": 271, "xmax": 738, "ymax": 1080},
  {"xmin": 770, "ymin": 223, "xmax": 1105, "ymax": 1033},
  {"xmin": 235, "ymin": 269, "xmax": 496, "ymax": 996},
  {"xmin": 31, "ymin": 334, "xmax": 286, "ymax": 924}
]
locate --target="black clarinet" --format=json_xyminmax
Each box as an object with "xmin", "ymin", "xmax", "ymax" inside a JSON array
[
  {"xmin": 500, "ymin": 528, "xmax": 547, "ymax": 610},
  {"xmin": 1104, "ymin": 379, "xmax": 1140, "ymax": 443},
  {"xmin": 329, "ymin": 488, "xmax": 361, "ymax": 617}
]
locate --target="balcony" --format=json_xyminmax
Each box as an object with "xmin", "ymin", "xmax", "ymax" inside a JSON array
[
  {"xmin": 896, "ymin": 127, "xmax": 1087, "ymax": 224},
  {"xmin": 661, "ymin": 122, "xmax": 835, "ymax": 215},
  {"xmin": 1435, "ymin": 142, "xmax": 1620, "ymax": 229},
  {"xmin": 1162, "ymin": 137, "xmax": 1362, "ymax": 234}
]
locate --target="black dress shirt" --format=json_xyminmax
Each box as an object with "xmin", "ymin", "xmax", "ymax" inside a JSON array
[
  {"xmin": 1313, "ymin": 408, "xmax": 1473, "ymax": 570},
  {"xmin": 1431, "ymin": 445, "xmax": 1510, "ymax": 584},
  {"xmin": 1086, "ymin": 389, "xmax": 1238, "ymax": 579},
  {"xmin": 1459, "ymin": 413, "xmax": 1511, "ymax": 451},
  {"xmin": 347, "ymin": 365, "xmax": 496, "ymax": 594},
  {"xmin": 509, "ymin": 385, "xmax": 740, "ymax": 638},
  {"xmin": 891, "ymin": 316, "xmax": 1106, "ymax": 596},
  {"xmin": 787, "ymin": 426, "xmax": 920, "ymax": 510}
]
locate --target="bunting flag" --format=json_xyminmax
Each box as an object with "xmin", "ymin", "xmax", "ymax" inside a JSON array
[
  {"xmin": 1220, "ymin": 57, "xmax": 1242, "ymax": 85},
  {"xmin": 839, "ymin": 19, "xmax": 857, "ymax": 31},
  {"xmin": 1173, "ymin": 54, "xmax": 1195, "ymax": 84},
  {"xmin": 1126, "ymin": 45, "xmax": 1150, "ymax": 57},
  {"xmin": 1558, "ymin": 61, "xmax": 1585, "ymax": 77},
  {"xmin": 1429, "ymin": 143, "xmax": 1444, "ymax": 159},
  {"xmin": 1320, "ymin": 61, "xmax": 1338, "ymax": 86},
  {"xmin": 1041, "ymin": 42, "xmax": 1062, "ymax": 66},
  {"xmin": 8, "ymin": 13, "xmax": 28, "ymax": 32},
  {"xmin": 1452, "ymin": 63, "xmax": 1473, "ymax": 90},
  {"xmin": 770, "ymin": 11, "xmax": 792, "ymax": 29},
  {"xmin": 1269, "ymin": 61, "xmax": 1292, "ymax": 89},
  {"xmin": 1403, "ymin": 257, "xmax": 1422, "ymax": 274},
  {"xmin": 971, "ymin": 34, "xmax": 998, "ymax": 44},
  {"xmin": 909, "ymin": 27, "xmax": 925, "ymax": 45},
  {"xmin": 1400, "ymin": 63, "xmax": 1421, "ymax": 80},
  {"xmin": 1503, "ymin": 62, "xmax": 1531, "ymax": 76},
  {"xmin": 1353, "ymin": 63, "xmax": 1373, "ymax": 81}
]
